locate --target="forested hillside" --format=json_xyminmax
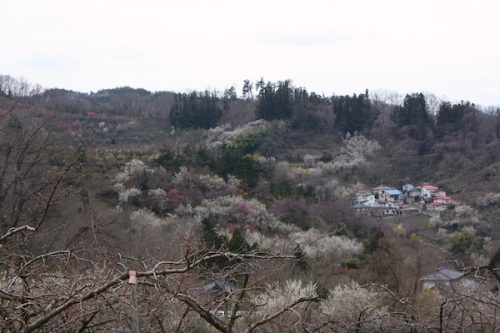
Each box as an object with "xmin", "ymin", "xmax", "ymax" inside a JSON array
[{"xmin": 1, "ymin": 74, "xmax": 499, "ymax": 332}]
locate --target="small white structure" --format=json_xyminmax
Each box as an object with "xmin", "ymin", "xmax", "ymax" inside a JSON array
[
  {"xmin": 355, "ymin": 191, "xmax": 377, "ymax": 206},
  {"xmin": 431, "ymin": 190, "xmax": 447, "ymax": 198},
  {"xmin": 402, "ymin": 184, "xmax": 414, "ymax": 193},
  {"xmin": 383, "ymin": 208, "xmax": 398, "ymax": 216},
  {"xmin": 421, "ymin": 185, "xmax": 439, "ymax": 199},
  {"xmin": 434, "ymin": 196, "xmax": 451, "ymax": 204},
  {"xmin": 303, "ymin": 154, "xmax": 315, "ymax": 167}
]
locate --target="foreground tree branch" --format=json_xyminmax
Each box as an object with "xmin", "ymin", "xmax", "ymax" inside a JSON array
[
  {"xmin": 8, "ymin": 251, "xmax": 296, "ymax": 333},
  {"xmin": 244, "ymin": 297, "xmax": 319, "ymax": 333}
]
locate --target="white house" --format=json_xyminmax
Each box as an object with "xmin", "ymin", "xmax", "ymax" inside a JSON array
[
  {"xmin": 402, "ymin": 184, "xmax": 414, "ymax": 193},
  {"xmin": 421, "ymin": 185, "xmax": 439, "ymax": 199},
  {"xmin": 431, "ymin": 190, "xmax": 447, "ymax": 198},
  {"xmin": 355, "ymin": 191, "xmax": 377, "ymax": 206},
  {"xmin": 408, "ymin": 188, "xmax": 422, "ymax": 199}
]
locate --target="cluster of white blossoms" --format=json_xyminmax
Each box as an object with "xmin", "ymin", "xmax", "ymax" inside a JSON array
[
  {"xmin": 274, "ymin": 161, "xmax": 324, "ymax": 181},
  {"xmin": 429, "ymin": 213, "xmax": 444, "ymax": 227},
  {"xmin": 274, "ymin": 135, "xmax": 380, "ymax": 183},
  {"xmin": 172, "ymin": 167, "xmax": 193, "ymax": 187},
  {"xmin": 130, "ymin": 209, "xmax": 163, "ymax": 226},
  {"xmin": 172, "ymin": 167, "xmax": 240, "ymax": 191},
  {"xmin": 314, "ymin": 134, "xmax": 382, "ymax": 173},
  {"xmin": 118, "ymin": 187, "xmax": 141, "ymax": 204},
  {"xmin": 148, "ymin": 188, "xmax": 167, "ymax": 197},
  {"xmin": 226, "ymin": 175, "xmax": 241, "ymax": 188},
  {"xmin": 314, "ymin": 179, "xmax": 352, "ymax": 200},
  {"xmin": 290, "ymin": 166, "xmax": 324, "ymax": 179},
  {"xmin": 197, "ymin": 174, "xmax": 229, "ymax": 190},
  {"xmin": 147, "ymin": 188, "xmax": 168, "ymax": 211},
  {"xmin": 241, "ymin": 228, "xmax": 363, "ymax": 259},
  {"xmin": 453, "ymin": 204, "xmax": 479, "ymax": 225},
  {"xmin": 274, "ymin": 161, "xmax": 294, "ymax": 181},
  {"xmin": 243, "ymin": 231, "xmax": 288, "ymax": 251},
  {"xmin": 274, "ymin": 162, "xmax": 365, "ymax": 201},
  {"xmin": 175, "ymin": 195, "xmax": 297, "ymax": 234},
  {"xmin": 200, "ymin": 119, "xmax": 272, "ymax": 152},
  {"xmin": 341, "ymin": 133, "xmax": 382, "ymax": 161},
  {"xmin": 129, "ymin": 209, "xmax": 176, "ymax": 227},
  {"xmin": 252, "ymin": 154, "xmax": 276, "ymax": 165},
  {"xmin": 320, "ymin": 282, "xmax": 386, "ymax": 324},
  {"xmin": 477, "ymin": 192, "xmax": 500, "ymax": 207},
  {"xmin": 115, "ymin": 159, "xmax": 153, "ymax": 183},
  {"xmin": 112, "ymin": 159, "xmax": 159, "ymax": 205},
  {"xmin": 251, "ymin": 280, "xmax": 317, "ymax": 313},
  {"xmin": 250, "ymin": 280, "xmax": 388, "ymax": 327},
  {"xmin": 290, "ymin": 228, "xmax": 363, "ymax": 259}
]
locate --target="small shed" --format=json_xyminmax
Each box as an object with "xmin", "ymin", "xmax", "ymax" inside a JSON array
[
  {"xmin": 421, "ymin": 267, "xmax": 464, "ymax": 289},
  {"xmin": 203, "ymin": 281, "xmax": 238, "ymax": 294}
]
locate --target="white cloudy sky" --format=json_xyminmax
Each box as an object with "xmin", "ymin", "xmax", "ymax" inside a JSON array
[{"xmin": 1, "ymin": 0, "xmax": 499, "ymax": 105}]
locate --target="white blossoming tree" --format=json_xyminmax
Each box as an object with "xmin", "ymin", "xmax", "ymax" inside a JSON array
[
  {"xmin": 319, "ymin": 282, "xmax": 388, "ymax": 332},
  {"xmin": 200, "ymin": 120, "xmax": 273, "ymax": 153}
]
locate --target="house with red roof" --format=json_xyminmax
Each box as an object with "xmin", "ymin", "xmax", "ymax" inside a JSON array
[
  {"xmin": 421, "ymin": 185, "xmax": 438, "ymax": 198},
  {"xmin": 427, "ymin": 201, "xmax": 448, "ymax": 211},
  {"xmin": 434, "ymin": 195, "xmax": 451, "ymax": 205}
]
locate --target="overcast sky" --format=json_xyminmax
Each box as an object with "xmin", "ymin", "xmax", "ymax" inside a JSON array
[{"xmin": 1, "ymin": 0, "xmax": 499, "ymax": 106}]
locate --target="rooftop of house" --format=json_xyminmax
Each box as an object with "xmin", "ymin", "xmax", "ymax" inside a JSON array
[
  {"xmin": 421, "ymin": 267, "xmax": 464, "ymax": 281},
  {"xmin": 383, "ymin": 189, "xmax": 402, "ymax": 196},
  {"xmin": 202, "ymin": 281, "xmax": 238, "ymax": 293},
  {"xmin": 422, "ymin": 185, "xmax": 439, "ymax": 190},
  {"xmin": 430, "ymin": 202, "xmax": 448, "ymax": 206}
]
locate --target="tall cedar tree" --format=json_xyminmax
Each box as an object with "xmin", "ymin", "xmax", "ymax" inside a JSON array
[
  {"xmin": 170, "ymin": 91, "xmax": 222, "ymax": 129},
  {"xmin": 256, "ymin": 80, "xmax": 294, "ymax": 120},
  {"xmin": 436, "ymin": 101, "xmax": 479, "ymax": 138},
  {"xmin": 332, "ymin": 92, "xmax": 374, "ymax": 135},
  {"xmin": 393, "ymin": 93, "xmax": 431, "ymax": 141}
]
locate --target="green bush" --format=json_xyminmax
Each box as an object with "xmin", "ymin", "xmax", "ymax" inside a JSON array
[
  {"xmin": 450, "ymin": 229, "xmax": 485, "ymax": 255},
  {"xmin": 156, "ymin": 150, "xmax": 184, "ymax": 172},
  {"xmin": 341, "ymin": 257, "xmax": 362, "ymax": 269}
]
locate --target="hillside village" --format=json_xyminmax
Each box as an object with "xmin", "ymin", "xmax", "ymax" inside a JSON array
[
  {"xmin": 1, "ymin": 76, "xmax": 499, "ymax": 332},
  {"xmin": 353, "ymin": 183, "xmax": 454, "ymax": 217},
  {"xmin": 1, "ymin": 0, "xmax": 500, "ymax": 329}
]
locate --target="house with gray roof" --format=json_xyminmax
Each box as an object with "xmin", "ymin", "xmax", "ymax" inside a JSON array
[{"xmin": 421, "ymin": 267, "xmax": 464, "ymax": 289}]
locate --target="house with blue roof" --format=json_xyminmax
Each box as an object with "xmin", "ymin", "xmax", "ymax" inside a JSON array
[{"xmin": 379, "ymin": 188, "xmax": 402, "ymax": 202}]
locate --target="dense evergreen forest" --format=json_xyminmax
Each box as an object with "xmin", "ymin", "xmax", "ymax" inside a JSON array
[{"xmin": 0, "ymin": 74, "xmax": 499, "ymax": 332}]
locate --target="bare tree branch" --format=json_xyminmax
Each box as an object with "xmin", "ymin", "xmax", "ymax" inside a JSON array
[{"xmin": 244, "ymin": 297, "xmax": 319, "ymax": 333}]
